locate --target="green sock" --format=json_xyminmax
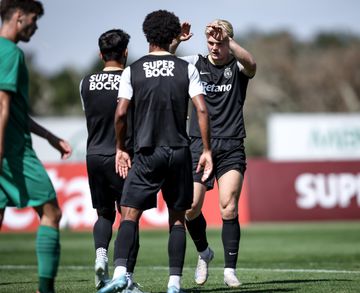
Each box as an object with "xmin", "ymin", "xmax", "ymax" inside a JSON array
[
  {"xmin": 39, "ymin": 277, "xmax": 55, "ymax": 293},
  {"xmin": 36, "ymin": 225, "xmax": 60, "ymax": 293}
]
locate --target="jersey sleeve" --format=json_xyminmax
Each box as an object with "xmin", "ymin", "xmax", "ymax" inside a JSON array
[
  {"xmin": 188, "ymin": 63, "xmax": 205, "ymax": 98},
  {"xmin": 0, "ymin": 47, "xmax": 22, "ymax": 93},
  {"xmin": 117, "ymin": 66, "xmax": 133, "ymax": 100}
]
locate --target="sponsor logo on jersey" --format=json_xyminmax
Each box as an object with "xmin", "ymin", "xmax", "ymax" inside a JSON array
[
  {"xmin": 202, "ymin": 81, "xmax": 232, "ymax": 93},
  {"xmin": 224, "ymin": 67, "xmax": 232, "ymax": 79},
  {"xmin": 143, "ymin": 60, "xmax": 175, "ymax": 78},
  {"xmin": 88, "ymin": 73, "xmax": 121, "ymax": 91}
]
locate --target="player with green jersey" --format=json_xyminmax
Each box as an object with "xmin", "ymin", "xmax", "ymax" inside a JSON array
[{"xmin": 0, "ymin": 1, "xmax": 72, "ymax": 292}]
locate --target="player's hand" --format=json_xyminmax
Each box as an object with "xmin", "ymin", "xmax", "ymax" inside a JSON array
[
  {"xmin": 179, "ymin": 22, "xmax": 193, "ymax": 42},
  {"xmin": 48, "ymin": 135, "xmax": 72, "ymax": 160},
  {"xmin": 196, "ymin": 150, "xmax": 213, "ymax": 182},
  {"xmin": 206, "ymin": 24, "xmax": 229, "ymax": 41},
  {"xmin": 115, "ymin": 149, "xmax": 131, "ymax": 178}
]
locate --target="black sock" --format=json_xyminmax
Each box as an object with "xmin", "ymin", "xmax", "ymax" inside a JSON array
[
  {"xmin": 168, "ymin": 224, "xmax": 186, "ymax": 276},
  {"xmin": 114, "ymin": 220, "xmax": 137, "ymax": 268},
  {"xmin": 127, "ymin": 223, "xmax": 139, "ymax": 273},
  {"xmin": 185, "ymin": 212, "xmax": 208, "ymax": 252},
  {"xmin": 222, "ymin": 216, "xmax": 240, "ymax": 269},
  {"xmin": 93, "ymin": 214, "xmax": 114, "ymax": 250}
]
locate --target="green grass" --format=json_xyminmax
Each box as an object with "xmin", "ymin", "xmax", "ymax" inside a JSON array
[{"xmin": 1, "ymin": 221, "xmax": 360, "ymax": 292}]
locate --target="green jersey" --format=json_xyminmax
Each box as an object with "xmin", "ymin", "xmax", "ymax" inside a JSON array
[
  {"xmin": 0, "ymin": 37, "xmax": 56, "ymax": 208},
  {"xmin": 0, "ymin": 36, "xmax": 32, "ymax": 156}
]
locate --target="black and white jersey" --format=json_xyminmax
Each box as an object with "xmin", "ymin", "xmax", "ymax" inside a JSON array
[
  {"xmin": 183, "ymin": 55, "xmax": 250, "ymax": 139},
  {"xmin": 80, "ymin": 69, "xmax": 123, "ymax": 155},
  {"xmin": 118, "ymin": 53, "xmax": 205, "ymax": 152}
]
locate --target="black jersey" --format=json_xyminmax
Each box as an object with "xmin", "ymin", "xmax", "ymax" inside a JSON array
[
  {"xmin": 118, "ymin": 53, "xmax": 204, "ymax": 152},
  {"xmin": 185, "ymin": 55, "xmax": 249, "ymax": 139},
  {"xmin": 80, "ymin": 70, "xmax": 124, "ymax": 155}
]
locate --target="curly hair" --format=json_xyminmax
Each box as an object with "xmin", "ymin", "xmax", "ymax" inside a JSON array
[
  {"xmin": 98, "ymin": 29, "xmax": 130, "ymax": 62},
  {"xmin": 142, "ymin": 10, "xmax": 181, "ymax": 48},
  {"xmin": 0, "ymin": 0, "xmax": 44, "ymax": 21}
]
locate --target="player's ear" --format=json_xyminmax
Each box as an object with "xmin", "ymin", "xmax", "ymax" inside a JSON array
[
  {"xmin": 124, "ymin": 48, "xmax": 128, "ymax": 58},
  {"xmin": 99, "ymin": 52, "xmax": 104, "ymax": 61}
]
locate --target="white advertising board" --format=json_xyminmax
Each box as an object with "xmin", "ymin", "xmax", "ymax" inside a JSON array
[{"xmin": 267, "ymin": 113, "xmax": 360, "ymax": 161}]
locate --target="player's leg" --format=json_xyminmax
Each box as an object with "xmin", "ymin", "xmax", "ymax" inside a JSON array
[
  {"xmin": 99, "ymin": 207, "xmax": 142, "ymax": 293},
  {"xmin": 34, "ymin": 199, "xmax": 62, "ymax": 293},
  {"xmin": 93, "ymin": 207, "xmax": 115, "ymax": 289},
  {"xmin": 185, "ymin": 183, "xmax": 214, "ymax": 285},
  {"xmin": 167, "ymin": 209, "xmax": 186, "ymax": 293},
  {"xmin": 218, "ymin": 169, "xmax": 243, "ymax": 287},
  {"xmin": 87, "ymin": 155, "xmax": 116, "ymax": 289},
  {"xmin": 186, "ymin": 138, "xmax": 215, "ymax": 285}
]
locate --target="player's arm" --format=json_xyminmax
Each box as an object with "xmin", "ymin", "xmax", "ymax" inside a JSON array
[
  {"xmin": 192, "ymin": 94, "xmax": 212, "ymax": 182},
  {"xmin": 170, "ymin": 22, "xmax": 193, "ymax": 54},
  {"xmin": 114, "ymin": 98, "xmax": 131, "ymax": 178},
  {"xmin": 229, "ymin": 38, "xmax": 257, "ymax": 78},
  {"xmin": 207, "ymin": 25, "xmax": 257, "ymax": 77},
  {"xmin": 0, "ymin": 90, "xmax": 11, "ymax": 171},
  {"xmin": 188, "ymin": 63, "xmax": 213, "ymax": 181},
  {"xmin": 28, "ymin": 117, "xmax": 72, "ymax": 160},
  {"xmin": 115, "ymin": 66, "xmax": 132, "ymax": 178}
]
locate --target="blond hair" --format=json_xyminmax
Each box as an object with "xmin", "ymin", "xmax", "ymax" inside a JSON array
[{"xmin": 206, "ymin": 19, "xmax": 234, "ymax": 38}]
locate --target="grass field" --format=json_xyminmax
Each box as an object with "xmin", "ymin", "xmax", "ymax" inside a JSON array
[{"xmin": 0, "ymin": 221, "xmax": 359, "ymax": 293}]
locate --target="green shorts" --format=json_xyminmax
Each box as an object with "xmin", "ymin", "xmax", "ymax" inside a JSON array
[{"xmin": 0, "ymin": 148, "xmax": 56, "ymax": 209}]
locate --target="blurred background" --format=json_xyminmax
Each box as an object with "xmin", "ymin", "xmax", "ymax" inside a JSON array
[{"xmin": 3, "ymin": 0, "xmax": 360, "ymax": 230}]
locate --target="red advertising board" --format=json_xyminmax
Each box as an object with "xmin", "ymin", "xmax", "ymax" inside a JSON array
[
  {"xmin": 1, "ymin": 163, "xmax": 249, "ymax": 232},
  {"xmin": 246, "ymin": 159, "xmax": 360, "ymax": 221},
  {"xmin": 2, "ymin": 160, "xmax": 359, "ymax": 231}
]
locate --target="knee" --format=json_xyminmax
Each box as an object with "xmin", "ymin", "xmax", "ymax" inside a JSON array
[
  {"xmin": 220, "ymin": 201, "xmax": 238, "ymax": 220},
  {"xmin": 186, "ymin": 202, "xmax": 202, "ymax": 220}
]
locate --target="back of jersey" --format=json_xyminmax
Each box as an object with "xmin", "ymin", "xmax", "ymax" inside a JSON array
[{"xmin": 80, "ymin": 70, "xmax": 122, "ymax": 155}]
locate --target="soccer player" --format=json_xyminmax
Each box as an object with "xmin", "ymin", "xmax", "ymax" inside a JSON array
[
  {"xmin": 170, "ymin": 20, "xmax": 257, "ymax": 287},
  {"xmin": 80, "ymin": 28, "xmax": 150, "ymax": 293},
  {"xmin": 0, "ymin": 1, "xmax": 72, "ymax": 292},
  {"xmin": 98, "ymin": 10, "xmax": 213, "ymax": 293}
]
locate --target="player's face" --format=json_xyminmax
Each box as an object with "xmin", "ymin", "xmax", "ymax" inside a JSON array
[
  {"xmin": 17, "ymin": 13, "xmax": 38, "ymax": 42},
  {"xmin": 206, "ymin": 35, "xmax": 230, "ymax": 65}
]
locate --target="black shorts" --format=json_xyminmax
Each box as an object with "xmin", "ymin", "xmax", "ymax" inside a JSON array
[
  {"xmin": 190, "ymin": 137, "xmax": 247, "ymax": 190},
  {"xmin": 86, "ymin": 154, "xmax": 124, "ymax": 210},
  {"xmin": 121, "ymin": 147, "xmax": 193, "ymax": 211}
]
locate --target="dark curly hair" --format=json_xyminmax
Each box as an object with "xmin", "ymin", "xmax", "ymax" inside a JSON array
[
  {"xmin": 0, "ymin": 0, "xmax": 44, "ymax": 21},
  {"xmin": 98, "ymin": 29, "xmax": 130, "ymax": 62},
  {"xmin": 142, "ymin": 10, "xmax": 181, "ymax": 48}
]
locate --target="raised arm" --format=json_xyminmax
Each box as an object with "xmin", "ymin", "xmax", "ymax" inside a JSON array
[
  {"xmin": 206, "ymin": 24, "xmax": 257, "ymax": 77},
  {"xmin": 28, "ymin": 117, "xmax": 72, "ymax": 160},
  {"xmin": 170, "ymin": 22, "xmax": 193, "ymax": 54}
]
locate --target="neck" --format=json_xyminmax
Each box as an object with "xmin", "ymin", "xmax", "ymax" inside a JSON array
[
  {"xmin": 103, "ymin": 60, "xmax": 124, "ymax": 70},
  {"xmin": 0, "ymin": 23, "xmax": 18, "ymax": 43},
  {"xmin": 149, "ymin": 44, "xmax": 169, "ymax": 53},
  {"xmin": 208, "ymin": 55, "xmax": 232, "ymax": 66}
]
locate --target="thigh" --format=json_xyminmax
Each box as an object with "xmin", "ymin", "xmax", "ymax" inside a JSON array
[
  {"xmin": 190, "ymin": 138, "xmax": 215, "ymax": 190},
  {"xmin": 121, "ymin": 148, "xmax": 164, "ymax": 211},
  {"xmin": 86, "ymin": 155, "xmax": 122, "ymax": 210},
  {"xmin": 162, "ymin": 147, "xmax": 193, "ymax": 211}
]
